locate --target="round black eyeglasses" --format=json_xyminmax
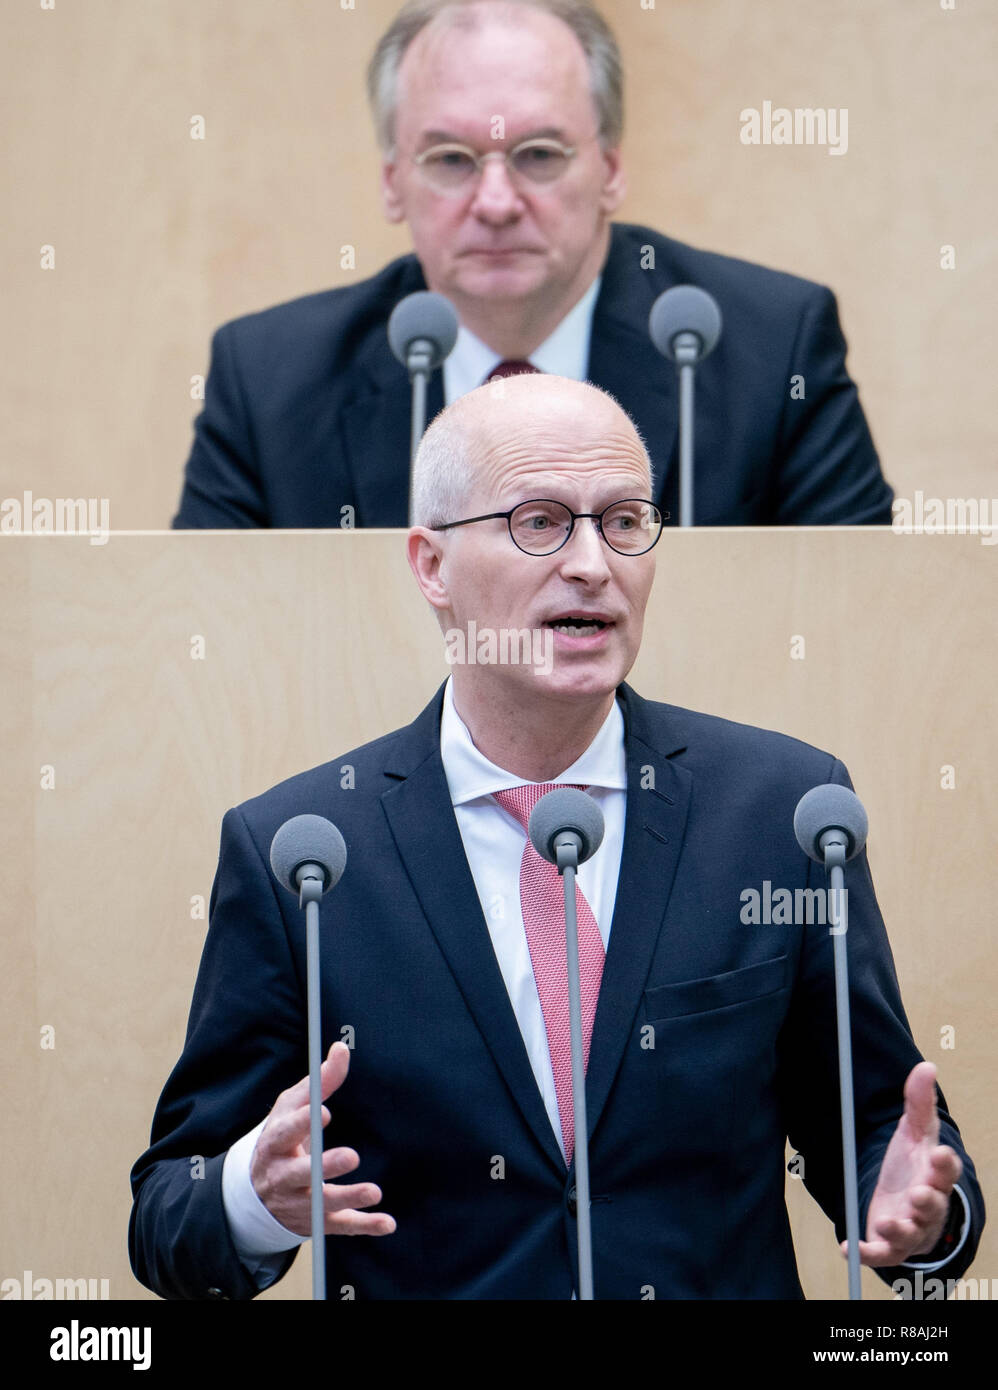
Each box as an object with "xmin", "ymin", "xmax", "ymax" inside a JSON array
[{"xmin": 431, "ymin": 498, "xmax": 665, "ymax": 556}]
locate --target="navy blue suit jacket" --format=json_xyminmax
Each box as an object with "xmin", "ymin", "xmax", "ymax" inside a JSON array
[
  {"xmin": 129, "ymin": 683, "xmax": 982, "ymax": 1299},
  {"xmin": 172, "ymin": 223, "xmax": 893, "ymax": 529}
]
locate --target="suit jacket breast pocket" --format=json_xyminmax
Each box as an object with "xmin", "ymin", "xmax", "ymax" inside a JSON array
[{"xmin": 643, "ymin": 954, "xmax": 789, "ymax": 1024}]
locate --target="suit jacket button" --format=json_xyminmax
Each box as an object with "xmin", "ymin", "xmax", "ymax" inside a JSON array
[
  {"xmin": 206, "ymin": 1287, "xmax": 228, "ymax": 1300},
  {"xmin": 566, "ymin": 1186, "xmax": 577, "ymax": 1216}
]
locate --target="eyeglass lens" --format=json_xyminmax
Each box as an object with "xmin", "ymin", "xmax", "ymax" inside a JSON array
[
  {"xmin": 509, "ymin": 500, "xmax": 662, "ymax": 554},
  {"xmin": 418, "ymin": 140, "xmax": 571, "ymax": 191}
]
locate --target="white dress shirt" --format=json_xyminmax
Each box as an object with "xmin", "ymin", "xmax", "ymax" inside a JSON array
[{"xmin": 442, "ymin": 274, "xmax": 602, "ymax": 402}]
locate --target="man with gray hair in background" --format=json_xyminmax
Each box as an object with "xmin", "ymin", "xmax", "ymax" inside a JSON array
[
  {"xmin": 137, "ymin": 375, "xmax": 980, "ymax": 1300},
  {"xmin": 173, "ymin": 0, "xmax": 893, "ymax": 530}
]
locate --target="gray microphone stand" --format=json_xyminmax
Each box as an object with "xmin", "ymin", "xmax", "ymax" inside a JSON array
[
  {"xmin": 297, "ymin": 865, "xmax": 328, "ymax": 1302},
  {"xmin": 270, "ymin": 814, "xmax": 347, "ymax": 1301},
  {"xmin": 406, "ymin": 339, "xmax": 435, "ymax": 487},
  {"xmin": 673, "ymin": 336, "xmax": 700, "ymax": 529},
  {"xmin": 554, "ymin": 831, "xmax": 595, "ymax": 1301},
  {"xmin": 821, "ymin": 830, "xmax": 863, "ymax": 1300}
]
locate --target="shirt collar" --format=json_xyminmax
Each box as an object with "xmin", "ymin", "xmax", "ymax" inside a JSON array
[
  {"xmin": 439, "ymin": 673, "xmax": 626, "ymax": 807},
  {"xmin": 443, "ymin": 275, "xmax": 602, "ymax": 404}
]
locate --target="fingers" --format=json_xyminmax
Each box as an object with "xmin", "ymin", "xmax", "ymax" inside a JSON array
[
  {"xmin": 253, "ymin": 1168, "xmax": 395, "ymax": 1239},
  {"xmin": 268, "ymin": 1144, "xmax": 363, "ymax": 1191},
  {"xmin": 259, "ymin": 1102, "xmax": 332, "ymax": 1163},
  {"xmin": 926, "ymin": 1145, "xmax": 962, "ymax": 1192},
  {"xmin": 841, "ymin": 1236, "xmax": 897, "ymax": 1266},
  {"xmin": 323, "ymin": 1172, "xmax": 397, "ymax": 1237},
  {"xmin": 326, "ymin": 1208, "xmax": 397, "ymax": 1237},
  {"xmin": 842, "ymin": 1227, "xmax": 922, "ymax": 1266},
  {"xmin": 258, "ymin": 1043, "xmax": 351, "ymax": 1160},
  {"xmin": 273, "ymin": 1148, "xmax": 396, "ymax": 1236},
  {"xmin": 285, "ymin": 1040, "xmax": 352, "ymax": 1110},
  {"xmin": 842, "ymin": 1178, "xmax": 955, "ymax": 1266}
]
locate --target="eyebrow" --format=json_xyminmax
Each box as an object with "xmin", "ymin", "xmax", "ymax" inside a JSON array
[
  {"xmin": 496, "ymin": 485, "xmax": 653, "ymax": 510},
  {"xmin": 416, "ymin": 126, "xmax": 571, "ymax": 150}
]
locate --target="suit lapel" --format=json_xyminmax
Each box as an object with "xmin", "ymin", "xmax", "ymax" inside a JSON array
[
  {"xmin": 589, "ymin": 227, "xmax": 681, "ymax": 520},
  {"xmin": 582, "ymin": 684, "xmax": 692, "ymax": 1146},
  {"xmin": 378, "ymin": 688, "xmax": 567, "ymax": 1174},
  {"xmin": 339, "ymin": 262, "xmax": 446, "ymax": 527}
]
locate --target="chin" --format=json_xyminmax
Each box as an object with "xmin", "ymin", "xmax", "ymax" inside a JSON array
[
  {"xmin": 533, "ymin": 664, "xmax": 622, "ymax": 703},
  {"xmin": 451, "ymin": 261, "xmax": 549, "ymax": 302}
]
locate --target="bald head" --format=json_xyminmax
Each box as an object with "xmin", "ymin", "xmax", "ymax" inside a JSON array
[{"xmin": 411, "ymin": 375, "xmax": 652, "ymax": 528}]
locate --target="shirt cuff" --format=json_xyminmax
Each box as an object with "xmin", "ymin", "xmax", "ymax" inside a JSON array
[
  {"xmin": 221, "ymin": 1119, "xmax": 310, "ymax": 1266},
  {"xmin": 897, "ymin": 1184, "xmax": 971, "ymax": 1273}
]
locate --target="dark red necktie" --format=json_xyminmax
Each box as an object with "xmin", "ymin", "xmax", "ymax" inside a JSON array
[{"xmin": 484, "ymin": 360, "xmax": 541, "ymax": 384}]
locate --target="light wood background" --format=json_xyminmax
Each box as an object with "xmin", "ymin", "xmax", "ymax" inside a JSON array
[
  {"xmin": 0, "ymin": 529, "xmax": 993, "ymax": 1300},
  {"xmin": 1, "ymin": 0, "xmax": 996, "ymax": 525}
]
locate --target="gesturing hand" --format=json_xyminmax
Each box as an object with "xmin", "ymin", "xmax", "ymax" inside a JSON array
[
  {"xmin": 844, "ymin": 1061, "xmax": 961, "ymax": 1267},
  {"xmin": 250, "ymin": 1041, "xmax": 396, "ymax": 1238}
]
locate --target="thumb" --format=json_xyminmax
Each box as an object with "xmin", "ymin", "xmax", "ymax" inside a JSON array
[{"xmin": 903, "ymin": 1061, "xmax": 940, "ymax": 1143}]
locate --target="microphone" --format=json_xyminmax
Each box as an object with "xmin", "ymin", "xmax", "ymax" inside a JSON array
[
  {"xmin": 792, "ymin": 783, "xmax": 869, "ymax": 1303},
  {"xmin": 528, "ymin": 786, "xmax": 605, "ymax": 871},
  {"xmin": 527, "ymin": 787, "xmax": 605, "ymax": 1300},
  {"xmin": 793, "ymin": 784, "xmax": 868, "ymax": 864},
  {"xmin": 648, "ymin": 285, "xmax": 722, "ymax": 366},
  {"xmin": 648, "ymin": 285, "xmax": 723, "ymax": 528},
  {"xmin": 388, "ymin": 292, "xmax": 459, "ymax": 524},
  {"xmin": 387, "ymin": 290, "xmax": 460, "ymax": 379},
  {"xmin": 270, "ymin": 813, "xmax": 347, "ymax": 899},
  {"xmin": 268, "ymin": 814, "xmax": 348, "ymax": 1303}
]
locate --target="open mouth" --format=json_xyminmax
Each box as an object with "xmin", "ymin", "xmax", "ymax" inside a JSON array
[{"xmin": 545, "ymin": 617, "xmax": 611, "ymax": 637}]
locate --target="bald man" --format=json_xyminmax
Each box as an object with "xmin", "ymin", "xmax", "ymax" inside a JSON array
[{"xmin": 135, "ymin": 378, "xmax": 980, "ymax": 1299}]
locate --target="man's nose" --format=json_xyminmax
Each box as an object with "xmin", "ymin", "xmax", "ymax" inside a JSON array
[
  {"xmin": 469, "ymin": 155, "xmax": 524, "ymax": 222},
  {"xmin": 557, "ymin": 518, "xmax": 613, "ymax": 582}
]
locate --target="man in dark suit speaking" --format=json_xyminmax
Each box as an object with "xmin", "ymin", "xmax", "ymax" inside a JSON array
[
  {"xmin": 134, "ymin": 375, "xmax": 981, "ymax": 1299},
  {"xmin": 172, "ymin": 0, "xmax": 893, "ymax": 530}
]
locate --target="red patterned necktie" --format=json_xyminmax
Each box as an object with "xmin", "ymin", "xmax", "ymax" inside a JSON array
[
  {"xmin": 492, "ymin": 783, "xmax": 605, "ymax": 1164},
  {"xmin": 484, "ymin": 359, "xmax": 541, "ymax": 384}
]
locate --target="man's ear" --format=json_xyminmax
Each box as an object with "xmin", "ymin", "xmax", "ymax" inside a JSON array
[
  {"xmin": 407, "ymin": 527, "xmax": 451, "ymax": 615},
  {"xmin": 598, "ymin": 145, "xmax": 627, "ymax": 217},
  {"xmin": 381, "ymin": 159, "xmax": 407, "ymax": 224}
]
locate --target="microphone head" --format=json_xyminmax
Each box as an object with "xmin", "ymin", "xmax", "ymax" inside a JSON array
[
  {"xmin": 528, "ymin": 788, "xmax": 605, "ymax": 867},
  {"xmin": 793, "ymin": 785, "xmax": 869, "ymax": 864},
  {"xmin": 387, "ymin": 291, "xmax": 459, "ymax": 371},
  {"xmin": 648, "ymin": 285, "xmax": 723, "ymax": 364},
  {"xmin": 269, "ymin": 814, "xmax": 347, "ymax": 896}
]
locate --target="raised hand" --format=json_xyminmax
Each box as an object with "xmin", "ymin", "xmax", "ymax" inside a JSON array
[
  {"xmin": 844, "ymin": 1061, "xmax": 961, "ymax": 1266},
  {"xmin": 250, "ymin": 1041, "xmax": 396, "ymax": 1238}
]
